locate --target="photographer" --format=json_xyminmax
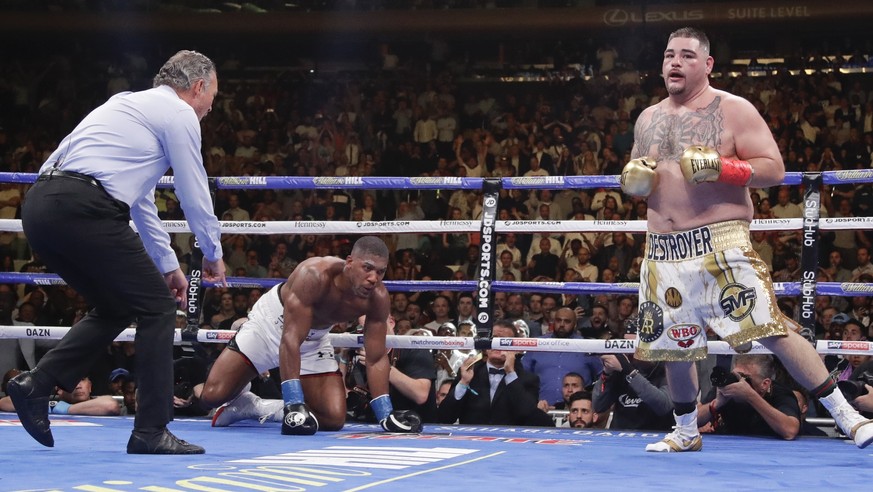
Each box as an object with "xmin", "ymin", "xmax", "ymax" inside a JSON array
[
  {"xmin": 345, "ymin": 316, "xmax": 437, "ymax": 423},
  {"xmin": 840, "ymin": 358, "xmax": 873, "ymax": 419},
  {"xmin": 592, "ymin": 321, "xmax": 674, "ymax": 431},
  {"xmin": 698, "ymin": 354, "xmax": 801, "ymax": 440}
]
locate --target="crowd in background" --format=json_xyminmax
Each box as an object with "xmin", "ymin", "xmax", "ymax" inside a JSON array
[{"xmin": 1, "ymin": 29, "xmax": 873, "ymax": 432}]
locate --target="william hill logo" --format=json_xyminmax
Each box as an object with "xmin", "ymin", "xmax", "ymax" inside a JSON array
[
  {"xmin": 218, "ymin": 177, "xmax": 267, "ymax": 186},
  {"xmin": 314, "ymin": 177, "xmax": 363, "ymax": 186}
]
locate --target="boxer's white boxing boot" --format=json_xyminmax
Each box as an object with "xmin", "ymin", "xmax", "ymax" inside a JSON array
[
  {"xmin": 646, "ymin": 408, "xmax": 703, "ymax": 452},
  {"xmin": 212, "ymin": 391, "xmax": 283, "ymax": 427},
  {"xmin": 820, "ymin": 389, "xmax": 873, "ymax": 448}
]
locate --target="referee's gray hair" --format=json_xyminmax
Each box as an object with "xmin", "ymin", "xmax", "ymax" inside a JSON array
[{"xmin": 153, "ymin": 50, "xmax": 216, "ymax": 91}]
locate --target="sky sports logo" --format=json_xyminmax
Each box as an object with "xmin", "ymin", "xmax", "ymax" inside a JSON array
[
  {"xmin": 827, "ymin": 341, "xmax": 870, "ymax": 351},
  {"xmin": 498, "ymin": 339, "xmax": 537, "ymax": 347}
]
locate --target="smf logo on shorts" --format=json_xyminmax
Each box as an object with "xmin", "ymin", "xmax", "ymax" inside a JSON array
[
  {"xmin": 637, "ymin": 301, "xmax": 664, "ymax": 343},
  {"xmin": 719, "ymin": 283, "xmax": 757, "ymax": 322}
]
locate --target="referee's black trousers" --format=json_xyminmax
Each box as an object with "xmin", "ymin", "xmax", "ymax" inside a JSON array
[{"xmin": 22, "ymin": 175, "xmax": 177, "ymax": 429}]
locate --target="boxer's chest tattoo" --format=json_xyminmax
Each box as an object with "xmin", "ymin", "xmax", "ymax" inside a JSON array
[{"xmin": 638, "ymin": 97, "xmax": 725, "ymax": 160}]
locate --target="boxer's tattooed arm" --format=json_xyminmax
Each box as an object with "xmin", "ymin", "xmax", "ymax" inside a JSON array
[{"xmin": 636, "ymin": 97, "xmax": 725, "ymax": 161}]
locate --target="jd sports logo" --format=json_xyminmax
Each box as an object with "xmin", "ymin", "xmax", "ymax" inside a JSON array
[{"xmin": 719, "ymin": 283, "xmax": 757, "ymax": 321}]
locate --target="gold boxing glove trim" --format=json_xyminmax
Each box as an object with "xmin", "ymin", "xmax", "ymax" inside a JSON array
[
  {"xmin": 620, "ymin": 157, "xmax": 658, "ymax": 197},
  {"xmin": 680, "ymin": 145, "xmax": 753, "ymax": 187}
]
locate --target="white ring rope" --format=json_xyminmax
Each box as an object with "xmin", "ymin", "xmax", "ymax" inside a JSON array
[
  {"xmin": 1, "ymin": 325, "xmax": 870, "ymax": 356},
  {"xmin": 2, "ymin": 216, "xmax": 873, "ymax": 235}
]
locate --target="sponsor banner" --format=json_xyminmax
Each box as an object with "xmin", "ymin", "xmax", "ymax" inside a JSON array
[
  {"xmin": 839, "ymin": 283, "xmax": 873, "ymax": 295},
  {"xmin": 497, "ymin": 220, "xmax": 647, "ymax": 233},
  {"xmin": 498, "ymin": 338, "xmax": 538, "ymax": 347},
  {"xmin": 475, "ymin": 179, "xmax": 501, "ymax": 336},
  {"xmin": 217, "ymin": 176, "xmax": 269, "ymax": 187},
  {"xmin": 338, "ymin": 433, "xmax": 585, "ymax": 446},
  {"xmin": 506, "ymin": 176, "xmax": 566, "ymax": 187},
  {"xmin": 0, "ymin": 326, "xmax": 137, "ymax": 341},
  {"xmin": 409, "ymin": 176, "xmax": 467, "ymax": 187},
  {"xmin": 216, "ymin": 176, "xmax": 476, "ymax": 190},
  {"xmin": 203, "ymin": 330, "xmax": 236, "ymax": 341},
  {"xmin": 821, "ymin": 340, "xmax": 873, "ymax": 355},
  {"xmin": 830, "ymin": 169, "xmax": 873, "ymax": 183},
  {"xmin": 598, "ymin": 3, "xmax": 867, "ymax": 29},
  {"xmin": 327, "ymin": 334, "xmax": 475, "ymax": 350},
  {"xmin": 752, "ymin": 218, "xmax": 798, "ymax": 230},
  {"xmin": 820, "ymin": 216, "xmax": 873, "ymax": 230}
]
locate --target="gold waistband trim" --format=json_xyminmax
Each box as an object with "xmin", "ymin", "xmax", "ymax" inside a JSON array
[{"xmin": 645, "ymin": 220, "xmax": 750, "ymax": 262}]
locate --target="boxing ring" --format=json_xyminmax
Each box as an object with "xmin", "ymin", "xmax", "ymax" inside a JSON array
[
  {"xmin": 2, "ymin": 171, "xmax": 873, "ymax": 490},
  {"xmin": 2, "ymin": 414, "xmax": 873, "ymax": 491}
]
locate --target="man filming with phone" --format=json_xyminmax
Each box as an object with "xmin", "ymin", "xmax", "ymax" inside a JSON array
[{"xmin": 697, "ymin": 354, "xmax": 801, "ymax": 440}]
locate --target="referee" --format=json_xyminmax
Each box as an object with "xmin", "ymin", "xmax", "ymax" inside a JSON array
[{"xmin": 7, "ymin": 50, "xmax": 226, "ymax": 454}]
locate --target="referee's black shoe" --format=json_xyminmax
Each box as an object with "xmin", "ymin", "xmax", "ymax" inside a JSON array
[
  {"xmin": 7, "ymin": 368, "xmax": 55, "ymax": 447},
  {"xmin": 127, "ymin": 427, "xmax": 205, "ymax": 454}
]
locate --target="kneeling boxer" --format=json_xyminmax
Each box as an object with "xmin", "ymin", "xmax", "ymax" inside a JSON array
[{"xmin": 195, "ymin": 236, "xmax": 421, "ymax": 435}]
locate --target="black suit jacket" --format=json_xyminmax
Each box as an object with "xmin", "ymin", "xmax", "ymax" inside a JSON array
[{"xmin": 436, "ymin": 358, "xmax": 553, "ymax": 427}]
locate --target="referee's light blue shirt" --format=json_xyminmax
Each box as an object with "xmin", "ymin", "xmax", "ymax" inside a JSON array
[{"xmin": 39, "ymin": 85, "xmax": 222, "ymax": 273}]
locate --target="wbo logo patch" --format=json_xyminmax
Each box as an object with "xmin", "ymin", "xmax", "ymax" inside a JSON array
[
  {"xmin": 719, "ymin": 283, "xmax": 757, "ymax": 322},
  {"xmin": 667, "ymin": 323, "xmax": 701, "ymax": 348}
]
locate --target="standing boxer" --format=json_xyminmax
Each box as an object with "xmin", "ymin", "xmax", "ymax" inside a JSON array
[{"xmin": 620, "ymin": 27, "xmax": 873, "ymax": 452}]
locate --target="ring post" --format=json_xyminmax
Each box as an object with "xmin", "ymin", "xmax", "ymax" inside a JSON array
[
  {"xmin": 475, "ymin": 178, "xmax": 501, "ymax": 340},
  {"xmin": 798, "ymin": 172, "xmax": 822, "ymax": 344}
]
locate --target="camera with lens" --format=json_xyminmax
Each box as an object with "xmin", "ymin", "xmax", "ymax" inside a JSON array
[
  {"xmin": 837, "ymin": 369, "xmax": 873, "ymax": 400},
  {"xmin": 710, "ymin": 366, "xmax": 751, "ymax": 388},
  {"xmin": 173, "ymin": 381, "xmax": 192, "ymax": 399}
]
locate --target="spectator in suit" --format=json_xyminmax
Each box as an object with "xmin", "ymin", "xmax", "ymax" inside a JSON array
[{"xmin": 437, "ymin": 320, "xmax": 552, "ymax": 427}]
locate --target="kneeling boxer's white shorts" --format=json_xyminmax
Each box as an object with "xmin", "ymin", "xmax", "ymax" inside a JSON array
[{"xmin": 229, "ymin": 283, "xmax": 339, "ymax": 375}]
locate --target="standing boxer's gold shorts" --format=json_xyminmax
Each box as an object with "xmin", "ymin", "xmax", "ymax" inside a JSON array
[{"xmin": 635, "ymin": 220, "xmax": 787, "ymax": 362}]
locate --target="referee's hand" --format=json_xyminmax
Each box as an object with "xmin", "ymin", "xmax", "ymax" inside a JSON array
[
  {"xmin": 164, "ymin": 268, "xmax": 189, "ymax": 305},
  {"xmin": 203, "ymin": 257, "xmax": 228, "ymax": 287}
]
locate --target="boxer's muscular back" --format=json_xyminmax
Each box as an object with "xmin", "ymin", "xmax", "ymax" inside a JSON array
[{"xmin": 633, "ymin": 88, "xmax": 754, "ymax": 233}]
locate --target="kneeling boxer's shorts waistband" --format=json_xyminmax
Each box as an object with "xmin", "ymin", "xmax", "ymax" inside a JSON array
[{"xmin": 645, "ymin": 220, "xmax": 750, "ymax": 262}]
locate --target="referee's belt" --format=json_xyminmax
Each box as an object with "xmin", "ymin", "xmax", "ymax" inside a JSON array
[{"xmin": 38, "ymin": 169, "xmax": 103, "ymax": 190}]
